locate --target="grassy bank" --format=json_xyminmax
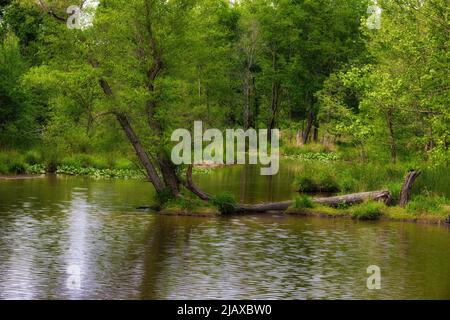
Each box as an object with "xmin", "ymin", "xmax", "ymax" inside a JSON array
[
  {"xmin": 288, "ymin": 195, "xmax": 449, "ymax": 224},
  {"xmin": 284, "ymin": 139, "xmax": 449, "ymax": 223}
]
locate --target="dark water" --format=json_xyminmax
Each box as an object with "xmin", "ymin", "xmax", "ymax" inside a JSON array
[{"xmin": 0, "ymin": 164, "xmax": 449, "ymax": 299}]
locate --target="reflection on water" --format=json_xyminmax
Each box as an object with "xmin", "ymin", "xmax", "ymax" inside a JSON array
[
  {"xmin": 0, "ymin": 165, "xmax": 449, "ymax": 299},
  {"xmin": 195, "ymin": 159, "xmax": 301, "ymax": 203}
]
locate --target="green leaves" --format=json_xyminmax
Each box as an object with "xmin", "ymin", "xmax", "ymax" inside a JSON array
[{"xmin": 211, "ymin": 191, "xmax": 236, "ymax": 215}]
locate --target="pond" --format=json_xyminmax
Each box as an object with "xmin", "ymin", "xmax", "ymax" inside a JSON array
[{"xmin": 0, "ymin": 162, "xmax": 449, "ymax": 299}]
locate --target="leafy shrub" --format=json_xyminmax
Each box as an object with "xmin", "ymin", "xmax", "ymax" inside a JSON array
[
  {"xmin": 115, "ymin": 158, "xmax": 135, "ymax": 170},
  {"xmin": 8, "ymin": 161, "xmax": 27, "ymax": 174},
  {"xmin": 317, "ymin": 172, "xmax": 340, "ymax": 192},
  {"xmin": 24, "ymin": 150, "xmax": 41, "ymax": 165},
  {"xmin": 61, "ymin": 154, "xmax": 93, "ymax": 168},
  {"xmin": 154, "ymin": 187, "xmax": 176, "ymax": 206},
  {"xmin": 176, "ymin": 198, "xmax": 206, "ymax": 212},
  {"xmin": 296, "ymin": 177, "xmax": 316, "ymax": 192},
  {"xmin": 387, "ymin": 182, "xmax": 402, "ymax": 204},
  {"xmin": 281, "ymin": 143, "xmax": 335, "ymax": 156},
  {"xmin": 0, "ymin": 162, "xmax": 8, "ymax": 174},
  {"xmin": 412, "ymin": 165, "xmax": 450, "ymax": 198},
  {"xmin": 351, "ymin": 201, "xmax": 384, "ymax": 220},
  {"xmin": 293, "ymin": 195, "xmax": 315, "ymax": 209},
  {"xmin": 295, "ymin": 173, "xmax": 340, "ymax": 193},
  {"xmin": 336, "ymin": 201, "xmax": 351, "ymax": 210},
  {"xmin": 89, "ymin": 156, "xmax": 109, "ymax": 169},
  {"xmin": 339, "ymin": 175, "xmax": 357, "ymax": 193},
  {"xmin": 211, "ymin": 192, "xmax": 236, "ymax": 215},
  {"xmin": 0, "ymin": 151, "xmax": 24, "ymax": 174}
]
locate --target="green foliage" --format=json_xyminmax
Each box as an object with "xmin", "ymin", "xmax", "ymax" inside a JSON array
[
  {"xmin": 387, "ymin": 182, "xmax": 402, "ymax": 204},
  {"xmin": 0, "ymin": 150, "xmax": 26, "ymax": 174},
  {"xmin": 176, "ymin": 198, "xmax": 206, "ymax": 212},
  {"xmin": 0, "ymin": 33, "xmax": 37, "ymax": 148},
  {"xmin": 211, "ymin": 192, "xmax": 236, "ymax": 215},
  {"xmin": 114, "ymin": 158, "xmax": 136, "ymax": 171},
  {"xmin": 412, "ymin": 165, "xmax": 450, "ymax": 198},
  {"xmin": 351, "ymin": 201, "xmax": 384, "ymax": 220},
  {"xmin": 24, "ymin": 150, "xmax": 41, "ymax": 165},
  {"xmin": 0, "ymin": 162, "xmax": 8, "ymax": 174},
  {"xmin": 282, "ymin": 146, "xmax": 339, "ymax": 161},
  {"xmin": 318, "ymin": 0, "xmax": 449, "ymax": 165},
  {"xmin": 295, "ymin": 171, "xmax": 340, "ymax": 193},
  {"xmin": 291, "ymin": 161, "xmax": 445, "ymax": 200},
  {"xmin": 26, "ymin": 163, "xmax": 45, "ymax": 174},
  {"xmin": 154, "ymin": 187, "xmax": 177, "ymax": 206},
  {"xmin": 406, "ymin": 195, "xmax": 448, "ymax": 216},
  {"xmin": 336, "ymin": 201, "xmax": 351, "ymax": 210},
  {"xmin": 0, "ymin": 0, "xmax": 447, "ymax": 212},
  {"xmin": 293, "ymin": 195, "xmax": 315, "ymax": 209},
  {"xmin": 56, "ymin": 165, "xmax": 143, "ymax": 179}
]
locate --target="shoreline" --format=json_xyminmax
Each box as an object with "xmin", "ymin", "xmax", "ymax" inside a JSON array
[
  {"xmin": 284, "ymin": 207, "xmax": 449, "ymax": 226},
  {"xmin": 2, "ymin": 173, "xmax": 449, "ymax": 227},
  {"xmin": 159, "ymin": 205, "xmax": 450, "ymax": 226}
]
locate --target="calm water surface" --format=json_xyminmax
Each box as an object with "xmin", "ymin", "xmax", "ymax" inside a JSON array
[{"xmin": 0, "ymin": 162, "xmax": 449, "ymax": 299}]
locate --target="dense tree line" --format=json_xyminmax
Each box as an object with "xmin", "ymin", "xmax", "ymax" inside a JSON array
[{"xmin": 0, "ymin": 0, "xmax": 448, "ymax": 196}]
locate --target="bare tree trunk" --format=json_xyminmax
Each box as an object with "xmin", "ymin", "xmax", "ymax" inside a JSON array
[
  {"xmin": 251, "ymin": 76, "xmax": 258, "ymax": 129},
  {"xmin": 158, "ymin": 155, "xmax": 180, "ymax": 196},
  {"xmin": 302, "ymin": 111, "xmax": 314, "ymax": 144},
  {"xmin": 268, "ymin": 80, "xmax": 280, "ymax": 141},
  {"xmin": 313, "ymin": 125, "xmax": 319, "ymax": 142},
  {"xmin": 399, "ymin": 170, "xmax": 421, "ymax": 207}
]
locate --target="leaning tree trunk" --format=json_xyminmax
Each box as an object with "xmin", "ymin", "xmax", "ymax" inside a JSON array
[
  {"xmin": 115, "ymin": 113, "xmax": 165, "ymax": 193},
  {"xmin": 399, "ymin": 170, "xmax": 421, "ymax": 207}
]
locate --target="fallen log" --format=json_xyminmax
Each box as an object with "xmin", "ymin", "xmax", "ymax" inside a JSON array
[
  {"xmin": 313, "ymin": 190, "xmax": 392, "ymax": 206},
  {"xmin": 234, "ymin": 190, "xmax": 392, "ymax": 213},
  {"xmin": 235, "ymin": 201, "xmax": 292, "ymax": 213}
]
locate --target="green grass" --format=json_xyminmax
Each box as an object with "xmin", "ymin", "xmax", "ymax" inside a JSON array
[
  {"xmin": 0, "ymin": 151, "xmax": 28, "ymax": 174},
  {"xmin": 291, "ymin": 161, "xmax": 450, "ymax": 197},
  {"xmin": 406, "ymin": 194, "xmax": 448, "ymax": 217},
  {"xmin": 281, "ymin": 142, "xmax": 336, "ymax": 155},
  {"xmin": 162, "ymin": 195, "xmax": 218, "ymax": 215},
  {"xmin": 293, "ymin": 195, "xmax": 315, "ymax": 209},
  {"xmin": 294, "ymin": 168, "xmax": 340, "ymax": 193},
  {"xmin": 412, "ymin": 166, "xmax": 450, "ymax": 198},
  {"xmin": 211, "ymin": 192, "xmax": 237, "ymax": 215},
  {"xmin": 350, "ymin": 201, "xmax": 384, "ymax": 220}
]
